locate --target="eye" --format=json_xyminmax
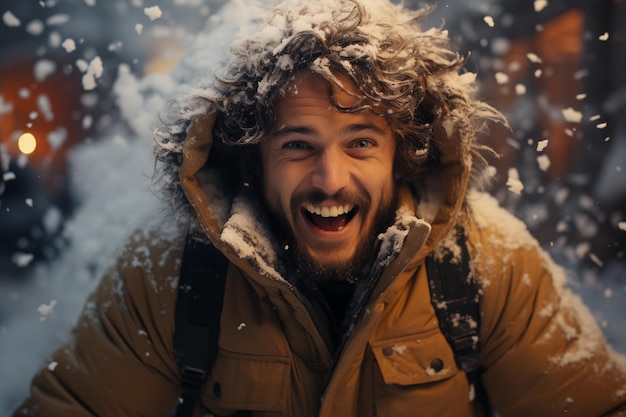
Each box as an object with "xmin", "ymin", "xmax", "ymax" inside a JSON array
[
  {"xmin": 283, "ymin": 141, "xmax": 311, "ymax": 150},
  {"xmin": 350, "ymin": 139, "xmax": 375, "ymax": 149}
]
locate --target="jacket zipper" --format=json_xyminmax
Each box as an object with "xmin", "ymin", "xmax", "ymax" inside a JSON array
[
  {"xmin": 325, "ymin": 232, "xmax": 422, "ymax": 378},
  {"xmin": 276, "ymin": 287, "xmax": 328, "ymax": 373}
]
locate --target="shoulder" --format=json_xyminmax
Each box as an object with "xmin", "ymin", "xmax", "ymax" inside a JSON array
[
  {"xmin": 16, "ymin": 223, "xmax": 191, "ymax": 415},
  {"xmin": 113, "ymin": 225, "xmax": 187, "ymax": 292},
  {"xmin": 464, "ymin": 191, "xmax": 608, "ymax": 367},
  {"xmin": 464, "ymin": 190, "xmax": 560, "ymax": 289},
  {"xmin": 90, "ymin": 223, "xmax": 188, "ymax": 341},
  {"xmin": 463, "ymin": 192, "xmax": 568, "ymax": 354},
  {"xmin": 84, "ymin": 223, "xmax": 189, "ymax": 376},
  {"xmin": 463, "ymin": 196, "xmax": 626, "ymax": 416},
  {"xmin": 465, "ymin": 191, "xmax": 548, "ymax": 269}
]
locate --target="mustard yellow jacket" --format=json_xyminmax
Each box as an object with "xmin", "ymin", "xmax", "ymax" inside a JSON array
[{"xmin": 13, "ymin": 114, "xmax": 626, "ymax": 417}]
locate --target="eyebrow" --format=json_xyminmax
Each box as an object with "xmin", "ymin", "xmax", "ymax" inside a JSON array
[{"xmin": 272, "ymin": 122, "xmax": 387, "ymax": 138}]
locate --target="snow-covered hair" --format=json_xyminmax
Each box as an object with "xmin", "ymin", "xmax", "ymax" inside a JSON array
[{"xmin": 154, "ymin": 0, "xmax": 503, "ymax": 204}]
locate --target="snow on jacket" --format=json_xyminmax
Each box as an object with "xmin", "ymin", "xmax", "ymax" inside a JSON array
[{"xmin": 13, "ymin": 0, "xmax": 626, "ymax": 416}]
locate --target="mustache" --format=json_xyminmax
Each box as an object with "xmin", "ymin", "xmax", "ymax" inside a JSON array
[{"xmin": 291, "ymin": 189, "xmax": 368, "ymax": 207}]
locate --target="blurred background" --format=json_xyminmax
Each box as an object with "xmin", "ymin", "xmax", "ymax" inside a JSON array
[
  {"xmin": 1, "ymin": 0, "xmax": 624, "ymax": 413},
  {"xmin": 0, "ymin": 0, "xmax": 224, "ymax": 277},
  {"xmin": 421, "ymin": 0, "xmax": 626, "ymax": 280}
]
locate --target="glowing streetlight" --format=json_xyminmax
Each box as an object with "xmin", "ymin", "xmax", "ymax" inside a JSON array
[{"xmin": 18, "ymin": 132, "xmax": 37, "ymax": 155}]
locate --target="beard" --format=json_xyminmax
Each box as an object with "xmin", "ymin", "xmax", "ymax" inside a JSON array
[{"xmin": 266, "ymin": 186, "xmax": 398, "ymax": 283}]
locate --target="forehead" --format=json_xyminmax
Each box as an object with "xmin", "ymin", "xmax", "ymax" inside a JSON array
[
  {"xmin": 271, "ymin": 72, "xmax": 393, "ymax": 137},
  {"xmin": 279, "ymin": 71, "xmax": 364, "ymax": 109},
  {"xmin": 269, "ymin": 71, "xmax": 394, "ymax": 145}
]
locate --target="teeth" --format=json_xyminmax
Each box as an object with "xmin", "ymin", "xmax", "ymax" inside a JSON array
[{"xmin": 305, "ymin": 203, "xmax": 352, "ymax": 218}]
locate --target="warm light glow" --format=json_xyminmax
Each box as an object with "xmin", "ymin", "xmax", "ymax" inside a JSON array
[{"xmin": 18, "ymin": 132, "xmax": 37, "ymax": 155}]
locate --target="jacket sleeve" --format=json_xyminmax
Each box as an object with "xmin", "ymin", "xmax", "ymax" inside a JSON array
[
  {"xmin": 469, "ymin": 215, "xmax": 626, "ymax": 417},
  {"xmin": 11, "ymin": 229, "xmax": 185, "ymax": 417}
]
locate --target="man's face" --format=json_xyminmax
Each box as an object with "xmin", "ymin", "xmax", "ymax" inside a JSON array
[{"xmin": 260, "ymin": 72, "xmax": 397, "ymax": 281}]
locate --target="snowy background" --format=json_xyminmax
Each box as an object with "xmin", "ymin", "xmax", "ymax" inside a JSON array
[{"xmin": 1, "ymin": 0, "xmax": 625, "ymax": 415}]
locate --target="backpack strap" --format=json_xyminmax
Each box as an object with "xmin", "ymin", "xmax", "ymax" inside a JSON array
[
  {"xmin": 425, "ymin": 225, "xmax": 492, "ymax": 414},
  {"xmin": 173, "ymin": 232, "xmax": 229, "ymax": 417}
]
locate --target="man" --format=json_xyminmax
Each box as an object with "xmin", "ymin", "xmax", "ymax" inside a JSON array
[{"xmin": 12, "ymin": 0, "xmax": 626, "ymax": 416}]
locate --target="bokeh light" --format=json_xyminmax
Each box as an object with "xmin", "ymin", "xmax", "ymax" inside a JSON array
[{"xmin": 17, "ymin": 132, "xmax": 37, "ymax": 155}]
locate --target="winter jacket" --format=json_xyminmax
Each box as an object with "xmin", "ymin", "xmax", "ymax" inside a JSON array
[{"xmin": 12, "ymin": 107, "xmax": 626, "ymax": 417}]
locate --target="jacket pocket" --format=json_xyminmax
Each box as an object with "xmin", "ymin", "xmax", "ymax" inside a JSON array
[
  {"xmin": 369, "ymin": 329, "xmax": 473, "ymax": 417},
  {"xmin": 371, "ymin": 328, "xmax": 459, "ymax": 385},
  {"xmin": 202, "ymin": 349, "xmax": 291, "ymax": 413}
]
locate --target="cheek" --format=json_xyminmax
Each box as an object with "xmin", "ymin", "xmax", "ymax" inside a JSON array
[
  {"xmin": 366, "ymin": 169, "xmax": 396, "ymax": 215},
  {"xmin": 262, "ymin": 165, "xmax": 297, "ymax": 214},
  {"xmin": 366, "ymin": 164, "xmax": 394, "ymax": 193}
]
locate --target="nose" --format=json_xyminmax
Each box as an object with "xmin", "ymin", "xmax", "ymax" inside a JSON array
[{"xmin": 310, "ymin": 148, "xmax": 350, "ymax": 195}]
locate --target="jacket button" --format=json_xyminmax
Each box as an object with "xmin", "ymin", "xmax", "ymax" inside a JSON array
[
  {"xmin": 430, "ymin": 358, "xmax": 444, "ymax": 372},
  {"xmin": 213, "ymin": 382, "xmax": 222, "ymax": 398},
  {"xmin": 382, "ymin": 346, "xmax": 394, "ymax": 356}
]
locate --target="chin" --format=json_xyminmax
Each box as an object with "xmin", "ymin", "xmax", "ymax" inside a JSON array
[
  {"xmin": 306, "ymin": 249, "xmax": 356, "ymax": 267},
  {"xmin": 293, "ymin": 246, "xmax": 365, "ymax": 282}
]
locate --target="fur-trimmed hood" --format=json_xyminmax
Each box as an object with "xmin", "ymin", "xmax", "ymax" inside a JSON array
[{"xmin": 151, "ymin": 0, "xmax": 504, "ymax": 278}]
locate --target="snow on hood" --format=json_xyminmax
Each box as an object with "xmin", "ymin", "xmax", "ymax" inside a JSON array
[{"xmin": 145, "ymin": 0, "xmax": 505, "ymax": 277}]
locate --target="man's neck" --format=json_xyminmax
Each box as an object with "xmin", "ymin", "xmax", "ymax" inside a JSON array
[{"xmin": 317, "ymin": 280, "xmax": 357, "ymax": 335}]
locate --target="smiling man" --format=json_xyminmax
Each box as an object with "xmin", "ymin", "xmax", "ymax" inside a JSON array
[
  {"xmin": 261, "ymin": 72, "xmax": 397, "ymax": 282},
  {"xmin": 13, "ymin": 0, "xmax": 626, "ymax": 417}
]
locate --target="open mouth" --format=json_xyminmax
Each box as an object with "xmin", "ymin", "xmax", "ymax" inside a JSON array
[{"xmin": 302, "ymin": 203, "xmax": 358, "ymax": 232}]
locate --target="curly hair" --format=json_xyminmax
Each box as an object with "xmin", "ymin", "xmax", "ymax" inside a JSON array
[
  {"xmin": 200, "ymin": 0, "xmax": 500, "ymax": 181},
  {"xmin": 154, "ymin": 0, "xmax": 504, "ymax": 204}
]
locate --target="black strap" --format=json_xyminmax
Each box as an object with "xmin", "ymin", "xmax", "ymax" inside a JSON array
[
  {"xmin": 173, "ymin": 232, "xmax": 229, "ymax": 417},
  {"xmin": 425, "ymin": 226, "xmax": 492, "ymax": 414}
]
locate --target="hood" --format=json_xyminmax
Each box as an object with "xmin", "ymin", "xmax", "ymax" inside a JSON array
[{"xmin": 151, "ymin": 0, "xmax": 505, "ymax": 279}]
